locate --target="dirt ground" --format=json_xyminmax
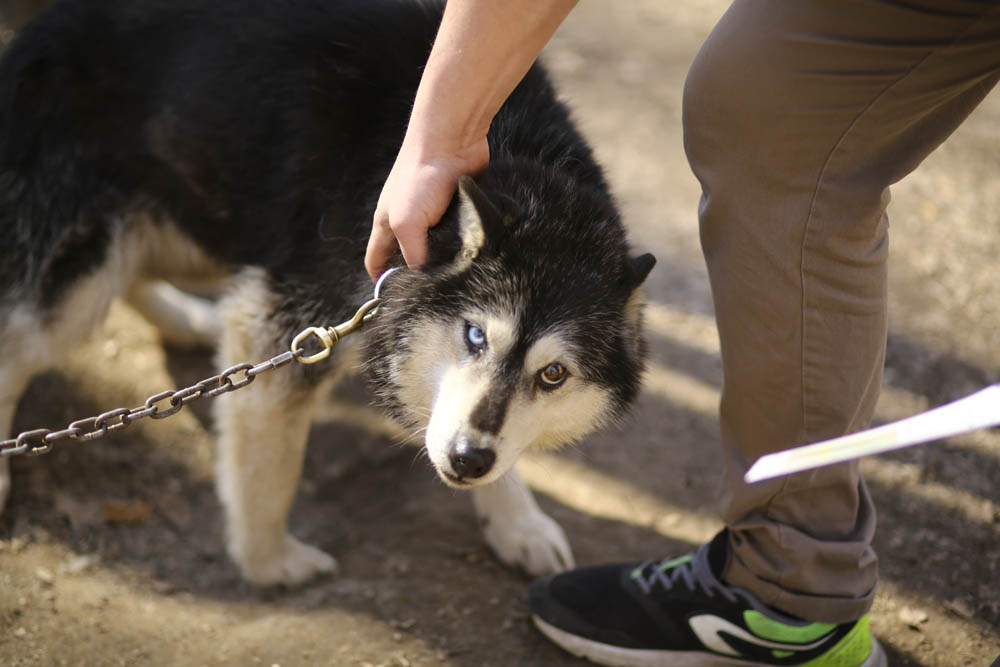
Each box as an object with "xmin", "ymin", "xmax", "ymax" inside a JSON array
[{"xmin": 2, "ymin": 2, "xmax": 999, "ymax": 666}]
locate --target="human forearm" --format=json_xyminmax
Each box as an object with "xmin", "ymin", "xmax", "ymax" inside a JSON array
[
  {"xmin": 365, "ymin": 0, "xmax": 578, "ymax": 279},
  {"xmin": 405, "ymin": 0, "xmax": 578, "ymax": 155}
]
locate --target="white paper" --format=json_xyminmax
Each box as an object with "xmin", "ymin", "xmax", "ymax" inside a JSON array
[{"xmin": 744, "ymin": 384, "xmax": 1000, "ymax": 483}]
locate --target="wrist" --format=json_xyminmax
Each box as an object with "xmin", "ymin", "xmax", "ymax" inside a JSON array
[
  {"xmin": 398, "ymin": 118, "xmax": 490, "ymax": 176},
  {"xmin": 404, "ymin": 86, "xmax": 491, "ymax": 163}
]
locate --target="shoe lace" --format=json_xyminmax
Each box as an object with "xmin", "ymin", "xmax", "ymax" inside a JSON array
[{"xmin": 631, "ymin": 543, "xmax": 744, "ymax": 605}]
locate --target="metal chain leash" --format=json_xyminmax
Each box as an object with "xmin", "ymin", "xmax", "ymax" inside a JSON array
[
  {"xmin": 0, "ymin": 349, "xmax": 300, "ymax": 458},
  {"xmin": 0, "ymin": 269, "xmax": 398, "ymax": 460}
]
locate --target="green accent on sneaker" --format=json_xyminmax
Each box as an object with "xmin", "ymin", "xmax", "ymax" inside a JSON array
[
  {"xmin": 799, "ymin": 615, "xmax": 874, "ymax": 667},
  {"xmin": 743, "ymin": 610, "xmax": 836, "ymax": 643},
  {"xmin": 772, "ymin": 650, "xmax": 795, "ymax": 659},
  {"xmin": 657, "ymin": 555, "xmax": 693, "ymax": 572},
  {"xmin": 630, "ymin": 555, "xmax": 693, "ymax": 580}
]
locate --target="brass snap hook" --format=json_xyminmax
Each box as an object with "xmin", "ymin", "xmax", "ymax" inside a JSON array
[
  {"xmin": 291, "ymin": 326, "xmax": 338, "ymax": 364},
  {"xmin": 290, "ymin": 267, "xmax": 399, "ymax": 365}
]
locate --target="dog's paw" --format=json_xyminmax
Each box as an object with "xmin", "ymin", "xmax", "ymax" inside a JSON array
[
  {"xmin": 480, "ymin": 509, "xmax": 575, "ymax": 576},
  {"xmin": 234, "ymin": 535, "xmax": 338, "ymax": 587}
]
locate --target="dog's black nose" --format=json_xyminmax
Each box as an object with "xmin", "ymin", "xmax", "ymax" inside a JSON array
[{"xmin": 448, "ymin": 438, "xmax": 496, "ymax": 479}]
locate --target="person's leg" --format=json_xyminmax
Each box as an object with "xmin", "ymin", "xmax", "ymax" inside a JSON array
[
  {"xmin": 684, "ymin": 0, "xmax": 1000, "ymax": 622},
  {"xmin": 531, "ymin": 1, "xmax": 1000, "ymax": 664}
]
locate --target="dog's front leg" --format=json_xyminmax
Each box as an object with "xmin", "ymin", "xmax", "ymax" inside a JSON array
[
  {"xmin": 215, "ymin": 365, "xmax": 336, "ymax": 586},
  {"xmin": 213, "ymin": 276, "xmax": 337, "ymax": 586},
  {"xmin": 471, "ymin": 468, "xmax": 574, "ymax": 576},
  {"xmin": 214, "ymin": 363, "xmax": 336, "ymax": 586}
]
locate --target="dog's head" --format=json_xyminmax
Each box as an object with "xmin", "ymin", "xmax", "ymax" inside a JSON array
[{"xmin": 364, "ymin": 166, "xmax": 654, "ymax": 488}]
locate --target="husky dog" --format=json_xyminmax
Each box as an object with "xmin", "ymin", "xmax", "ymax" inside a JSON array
[{"xmin": 0, "ymin": 0, "xmax": 654, "ymax": 585}]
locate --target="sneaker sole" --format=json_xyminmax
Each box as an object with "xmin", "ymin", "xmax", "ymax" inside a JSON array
[{"xmin": 532, "ymin": 614, "xmax": 888, "ymax": 667}]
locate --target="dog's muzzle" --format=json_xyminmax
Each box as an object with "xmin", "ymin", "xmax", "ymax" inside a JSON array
[{"xmin": 447, "ymin": 435, "xmax": 496, "ymax": 481}]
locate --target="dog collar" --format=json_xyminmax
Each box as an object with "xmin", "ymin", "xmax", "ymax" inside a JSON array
[{"xmin": 373, "ymin": 266, "xmax": 400, "ymax": 299}]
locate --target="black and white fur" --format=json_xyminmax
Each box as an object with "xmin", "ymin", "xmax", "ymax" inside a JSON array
[{"xmin": 0, "ymin": 0, "xmax": 655, "ymax": 584}]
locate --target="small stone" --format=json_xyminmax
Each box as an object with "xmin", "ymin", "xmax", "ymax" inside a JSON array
[
  {"xmin": 13, "ymin": 627, "xmax": 27, "ymax": 638},
  {"xmin": 899, "ymin": 606, "xmax": 928, "ymax": 629},
  {"xmin": 62, "ymin": 554, "xmax": 98, "ymax": 574},
  {"xmin": 34, "ymin": 567, "xmax": 54, "ymax": 585}
]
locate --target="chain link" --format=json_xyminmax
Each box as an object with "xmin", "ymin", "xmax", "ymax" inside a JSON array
[
  {"xmin": 0, "ymin": 290, "xmax": 388, "ymax": 459},
  {"xmin": 0, "ymin": 350, "xmax": 299, "ymax": 459}
]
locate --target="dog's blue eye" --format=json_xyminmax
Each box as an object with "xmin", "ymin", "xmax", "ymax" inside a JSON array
[{"xmin": 466, "ymin": 323, "xmax": 486, "ymax": 349}]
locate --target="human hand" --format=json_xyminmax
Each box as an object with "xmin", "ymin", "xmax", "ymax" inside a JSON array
[{"xmin": 365, "ymin": 136, "xmax": 489, "ymax": 281}]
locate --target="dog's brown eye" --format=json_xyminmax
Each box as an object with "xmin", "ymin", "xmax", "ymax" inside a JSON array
[{"xmin": 538, "ymin": 363, "xmax": 567, "ymax": 388}]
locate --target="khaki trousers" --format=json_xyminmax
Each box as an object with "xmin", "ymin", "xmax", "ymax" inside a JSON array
[{"xmin": 683, "ymin": 0, "xmax": 1000, "ymax": 622}]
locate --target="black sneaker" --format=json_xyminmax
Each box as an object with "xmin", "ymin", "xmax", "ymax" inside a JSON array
[{"xmin": 529, "ymin": 532, "xmax": 886, "ymax": 666}]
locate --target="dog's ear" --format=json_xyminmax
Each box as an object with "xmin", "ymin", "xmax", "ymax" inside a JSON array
[
  {"xmin": 628, "ymin": 253, "xmax": 656, "ymax": 289},
  {"xmin": 424, "ymin": 175, "xmax": 519, "ymax": 272},
  {"xmin": 621, "ymin": 252, "xmax": 656, "ymax": 360},
  {"xmin": 448, "ymin": 175, "xmax": 517, "ymax": 271},
  {"xmin": 455, "ymin": 175, "xmax": 491, "ymax": 264},
  {"xmin": 456, "ymin": 174, "xmax": 514, "ymax": 253}
]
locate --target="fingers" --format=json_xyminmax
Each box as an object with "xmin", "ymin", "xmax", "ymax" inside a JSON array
[
  {"xmin": 392, "ymin": 214, "xmax": 430, "ymax": 270},
  {"xmin": 365, "ymin": 208, "xmax": 398, "ymax": 282},
  {"xmin": 365, "ymin": 208, "xmax": 431, "ymax": 282},
  {"xmin": 365, "ymin": 162, "xmax": 458, "ymax": 281},
  {"xmin": 365, "ymin": 189, "xmax": 436, "ymax": 282}
]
